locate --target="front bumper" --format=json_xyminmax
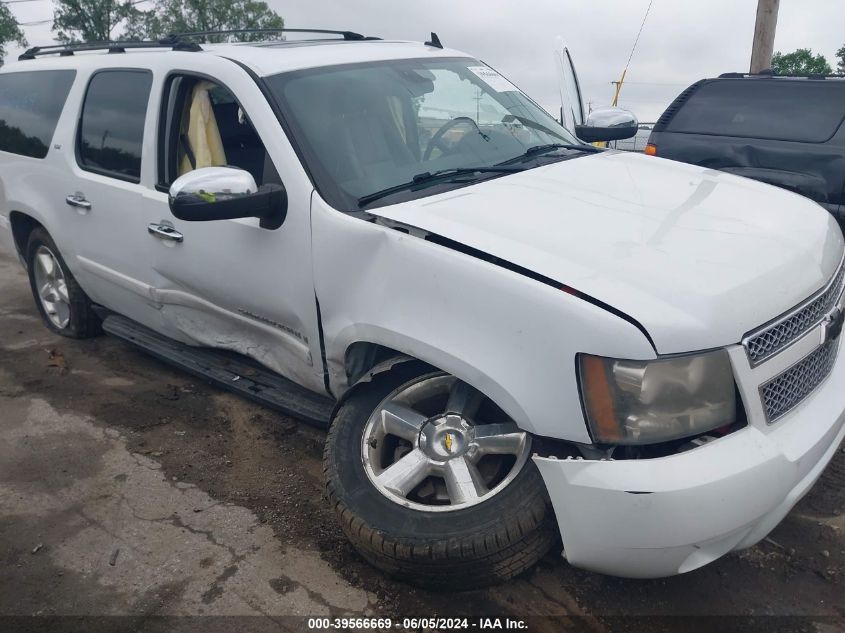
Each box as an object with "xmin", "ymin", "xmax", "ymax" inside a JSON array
[{"xmin": 534, "ymin": 334, "xmax": 845, "ymax": 579}]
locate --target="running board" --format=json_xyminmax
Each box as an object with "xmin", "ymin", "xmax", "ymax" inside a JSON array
[{"xmin": 102, "ymin": 314, "xmax": 334, "ymax": 427}]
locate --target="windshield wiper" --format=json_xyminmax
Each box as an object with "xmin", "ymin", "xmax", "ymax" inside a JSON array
[
  {"xmin": 357, "ymin": 166, "xmax": 523, "ymax": 208},
  {"xmin": 498, "ymin": 143, "xmax": 603, "ymax": 166}
]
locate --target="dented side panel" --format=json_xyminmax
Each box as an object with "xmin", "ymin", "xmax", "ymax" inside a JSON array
[
  {"xmin": 310, "ymin": 194, "xmax": 656, "ymax": 441},
  {"xmin": 142, "ymin": 56, "xmax": 327, "ymax": 395}
]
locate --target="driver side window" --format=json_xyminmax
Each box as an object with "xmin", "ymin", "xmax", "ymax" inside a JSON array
[{"xmin": 158, "ymin": 75, "xmax": 280, "ymax": 189}]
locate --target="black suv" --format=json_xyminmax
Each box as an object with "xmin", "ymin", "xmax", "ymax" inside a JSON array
[{"xmin": 646, "ymin": 74, "xmax": 845, "ymax": 225}]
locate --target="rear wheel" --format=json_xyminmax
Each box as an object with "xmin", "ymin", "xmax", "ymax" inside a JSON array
[
  {"xmin": 324, "ymin": 362, "xmax": 558, "ymax": 589},
  {"xmin": 26, "ymin": 228, "xmax": 101, "ymax": 338}
]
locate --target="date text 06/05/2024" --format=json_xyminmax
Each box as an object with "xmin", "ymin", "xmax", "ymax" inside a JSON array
[{"xmin": 306, "ymin": 617, "xmax": 528, "ymax": 630}]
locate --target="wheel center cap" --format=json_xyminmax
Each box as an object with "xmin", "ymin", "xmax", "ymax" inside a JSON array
[{"xmin": 420, "ymin": 414, "xmax": 471, "ymax": 459}]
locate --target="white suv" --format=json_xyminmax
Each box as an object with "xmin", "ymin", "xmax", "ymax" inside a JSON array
[{"xmin": 1, "ymin": 30, "xmax": 844, "ymax": 588}]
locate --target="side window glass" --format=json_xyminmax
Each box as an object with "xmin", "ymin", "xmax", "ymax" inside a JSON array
[
  {"xmin": 0, "ymin": 70, "xmax": 76, "ymax": 159},
  {"xmin": 78, "ymin": 70, "xmax": 152, "ymax": 181},
  {"xmin": 159, "ymin": 75, "xmax": 272, "ymax": 188}
]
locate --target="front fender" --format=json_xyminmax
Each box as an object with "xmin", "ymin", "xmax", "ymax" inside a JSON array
[{"xmin": 311, "ymin": 195, "xmax": 655, "ymax": 443}]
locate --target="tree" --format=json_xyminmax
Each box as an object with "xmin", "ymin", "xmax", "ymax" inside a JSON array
[
  {"xmin": 129, "ymin": 0, "xmax": 283, "ymax": 42},
  {"xmin": 771, "ymin": 48, "xmax": 832, "ymax": 75},
  {"xmin": 52, "ymin": 0, "xmax": 140, "ymax": 43},
  {"xmin": 837, "ymin": 44, "xmax": 845, "ymax": 74},
  {"xmin": 0, "ymin": 3, "xmax": 27, "ymax": 65}
]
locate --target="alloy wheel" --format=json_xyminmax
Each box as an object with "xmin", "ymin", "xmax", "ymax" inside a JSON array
[
  {"xmin": 361, "ymin": 374, "xmax": 531, "ymax": 512},
  {"xmin": 32, "ymin": 246, "xmax": 71, "ymax": 329}
]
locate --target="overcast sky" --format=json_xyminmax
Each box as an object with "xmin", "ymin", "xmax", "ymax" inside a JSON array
[{"xmin": 8, "ymin": 0, "xmax": 845, "ymax": 121}]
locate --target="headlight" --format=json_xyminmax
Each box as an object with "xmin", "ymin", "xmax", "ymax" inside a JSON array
[{"xmin": 578, "ymin": 349, "xmax": 737, "ymax": 445}]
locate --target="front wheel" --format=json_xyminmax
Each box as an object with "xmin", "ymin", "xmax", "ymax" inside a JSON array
[{"xmin": 324, "ymin": 362, "xmax": 558, "ymax": 589}]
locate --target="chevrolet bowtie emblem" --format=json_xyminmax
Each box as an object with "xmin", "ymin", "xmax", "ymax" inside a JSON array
[
  {"xmin": 443, "ymin": 433, "xmax": 454, "ymax": 453},
  {"xmin": 822, "ymin": 307, "xmax": 844, "ymax": 345}
]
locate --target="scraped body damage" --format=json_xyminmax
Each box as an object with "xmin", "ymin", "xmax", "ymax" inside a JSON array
[
  {"xmin": 309, "ymin": 194, "xmax": 655, "ymax": 441},
  {"xmin": 158, "ymin": 301, "xmax": 314, "ymax": 386}
]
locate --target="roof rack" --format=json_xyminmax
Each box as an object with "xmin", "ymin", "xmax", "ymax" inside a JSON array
[
  {"xmin": 18, "ymin": 36, "xmax": 201, "ymax": 61},
  {"xmin": 718, "ymin": 71, "xmax": 845, "ymax": 80},
  {"xmin": 172, "ymin": 28, "xmax": 380, "ymax": 42}
]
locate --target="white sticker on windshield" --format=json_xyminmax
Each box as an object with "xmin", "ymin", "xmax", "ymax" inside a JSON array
[{"xmin": 467, "ymin": 65, "xmax": 519, "ymax": 93}]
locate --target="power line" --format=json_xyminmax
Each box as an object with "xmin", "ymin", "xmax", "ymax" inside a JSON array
[
  {"xmin": 624, "ymin": 0, "xmax": 655, "ymax": 72},
  {"xmin": 5, "ymin": 0, "xmax": 151, "ymax": 2},
  {"xmin": 1, "ymin": 0, "xmax": 50, "ymax": 29},
  {"xmin": 13, "ymin": 0, "xmax": 152, "ymax": 28},
  {"xmin": 610, "ymin": 0, "xmax": 655, "ymax": 106}
]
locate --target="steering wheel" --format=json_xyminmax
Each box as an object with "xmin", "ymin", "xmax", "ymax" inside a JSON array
[{"xmin": 423, "ymin": 117, "xmax": 488, "ymax": 161}]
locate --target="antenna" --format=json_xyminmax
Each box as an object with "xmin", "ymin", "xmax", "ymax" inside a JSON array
[{"xmin": 425, "ymin": 32, "xmax": 443, "ymax": 49}]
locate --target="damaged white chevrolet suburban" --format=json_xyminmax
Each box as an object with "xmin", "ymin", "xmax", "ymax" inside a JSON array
[{"xmin": 1, "ymin": 30, "xmax": 844, "ymax": 588}]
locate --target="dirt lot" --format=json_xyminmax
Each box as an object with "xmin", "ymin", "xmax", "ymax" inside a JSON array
[{"xmin": 1, "ymin": 246, "xmax": 844, "ymax": 633}]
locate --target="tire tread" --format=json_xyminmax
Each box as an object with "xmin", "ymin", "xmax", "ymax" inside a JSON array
[{"xmin": 324, "ymin": 365, "xmax": 559, "ymax": 590}]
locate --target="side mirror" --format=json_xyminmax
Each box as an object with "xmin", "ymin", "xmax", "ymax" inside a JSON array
[
  {"xmin": 168, "ymin": 166, "xmax": 287, "ymax": 230},
  {"xmin": 575, "ymin": 107, "xmax": 638, "ymax": 143}
]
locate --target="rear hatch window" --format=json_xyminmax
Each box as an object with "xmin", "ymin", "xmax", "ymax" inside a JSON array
[{"xmin": 665, "ymin": 79, "xmax": 845, "ymax": 143}]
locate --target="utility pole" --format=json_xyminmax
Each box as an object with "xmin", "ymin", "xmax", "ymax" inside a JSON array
[
  {"xmin": 750, "ymin": 0, "xmax": 780, "ymax": 73},
  {"xmin": 611, "ymin": 78, "xmax": 625, "ymax": 107}
]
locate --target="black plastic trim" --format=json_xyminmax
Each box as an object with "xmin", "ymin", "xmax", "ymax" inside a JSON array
[
  {"xmin": 424, "ymin": 32, "xmax": 443, "ymax": 48},
  {"xmin": 314, "ymin": 296, "xmax": 332, "ymax": 396},
  {"xmin": 19, "ymin": 38, "xmax": 201, "ymax": 61},
  {"xmin": 102, "ymin": 313, "xmax": 334, "ymax": 426},
  {"xmin": 173, "ymin": 28, "xmax": 376, "ymax": 42}
]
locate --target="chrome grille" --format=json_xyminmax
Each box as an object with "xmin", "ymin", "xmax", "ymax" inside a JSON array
[
  {"xmin": 760, "ymin": 342, "xmax": 837, "ymax": 423},
  {"xmin": 744, "ymin": 257, "xmax": 845, "ymax": 365}
]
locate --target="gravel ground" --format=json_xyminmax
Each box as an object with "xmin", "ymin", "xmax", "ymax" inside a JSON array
[{"xmin": 1, "ymin": 247, "xmax": 844, "ymax": 633}]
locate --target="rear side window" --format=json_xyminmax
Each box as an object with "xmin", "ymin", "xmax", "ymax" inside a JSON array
[
  {"xmin": 0, "ymin": 70, "xmax": 76, "ymax": 159},
  {"xmin": 78, "ymin": 69, "xmax": 153, "ymax": 181},
  {"xmin": 666, "ymin": 79, "xmax": 845, "ymax": 143}
]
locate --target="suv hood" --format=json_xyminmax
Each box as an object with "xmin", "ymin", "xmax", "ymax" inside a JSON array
[{"xmin": 370, "ymin": 151, "xmax": 844, "ymax": 354}]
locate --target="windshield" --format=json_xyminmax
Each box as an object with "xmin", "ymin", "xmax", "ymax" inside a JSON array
[{"xmin": 266, "ymin": 57, "xmax": 582, "ymax": 211}]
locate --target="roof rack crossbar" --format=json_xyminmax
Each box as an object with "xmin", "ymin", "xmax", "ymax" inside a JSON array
[
  {"xmin": 718, "ymin": 71, "xmax": 845, "ymax": 79},
  {"xmin": 18, "ymin": 37, "xmax": 201, "ymax": 61},
  {"xmin": 171, "ymin": 28, "xmax": 378, "ymax": 41}
]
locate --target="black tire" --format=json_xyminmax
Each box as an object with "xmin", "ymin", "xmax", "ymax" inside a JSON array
[
  {"xmin": 25, "ymin": 228, "xmax": 101, "ymax": 339},
  {"xmin": 324, "ymin": 361, "xmax": 559, "ymax": 590}
]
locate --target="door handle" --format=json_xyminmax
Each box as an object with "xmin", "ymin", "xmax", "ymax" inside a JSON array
[
  {"xmin": 147, "ymin": 223, "xmax": 184, "ymax": 243},
  {"xmin": 65, "ymin": 193, "xmax": 91, "ymax": 210}
]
